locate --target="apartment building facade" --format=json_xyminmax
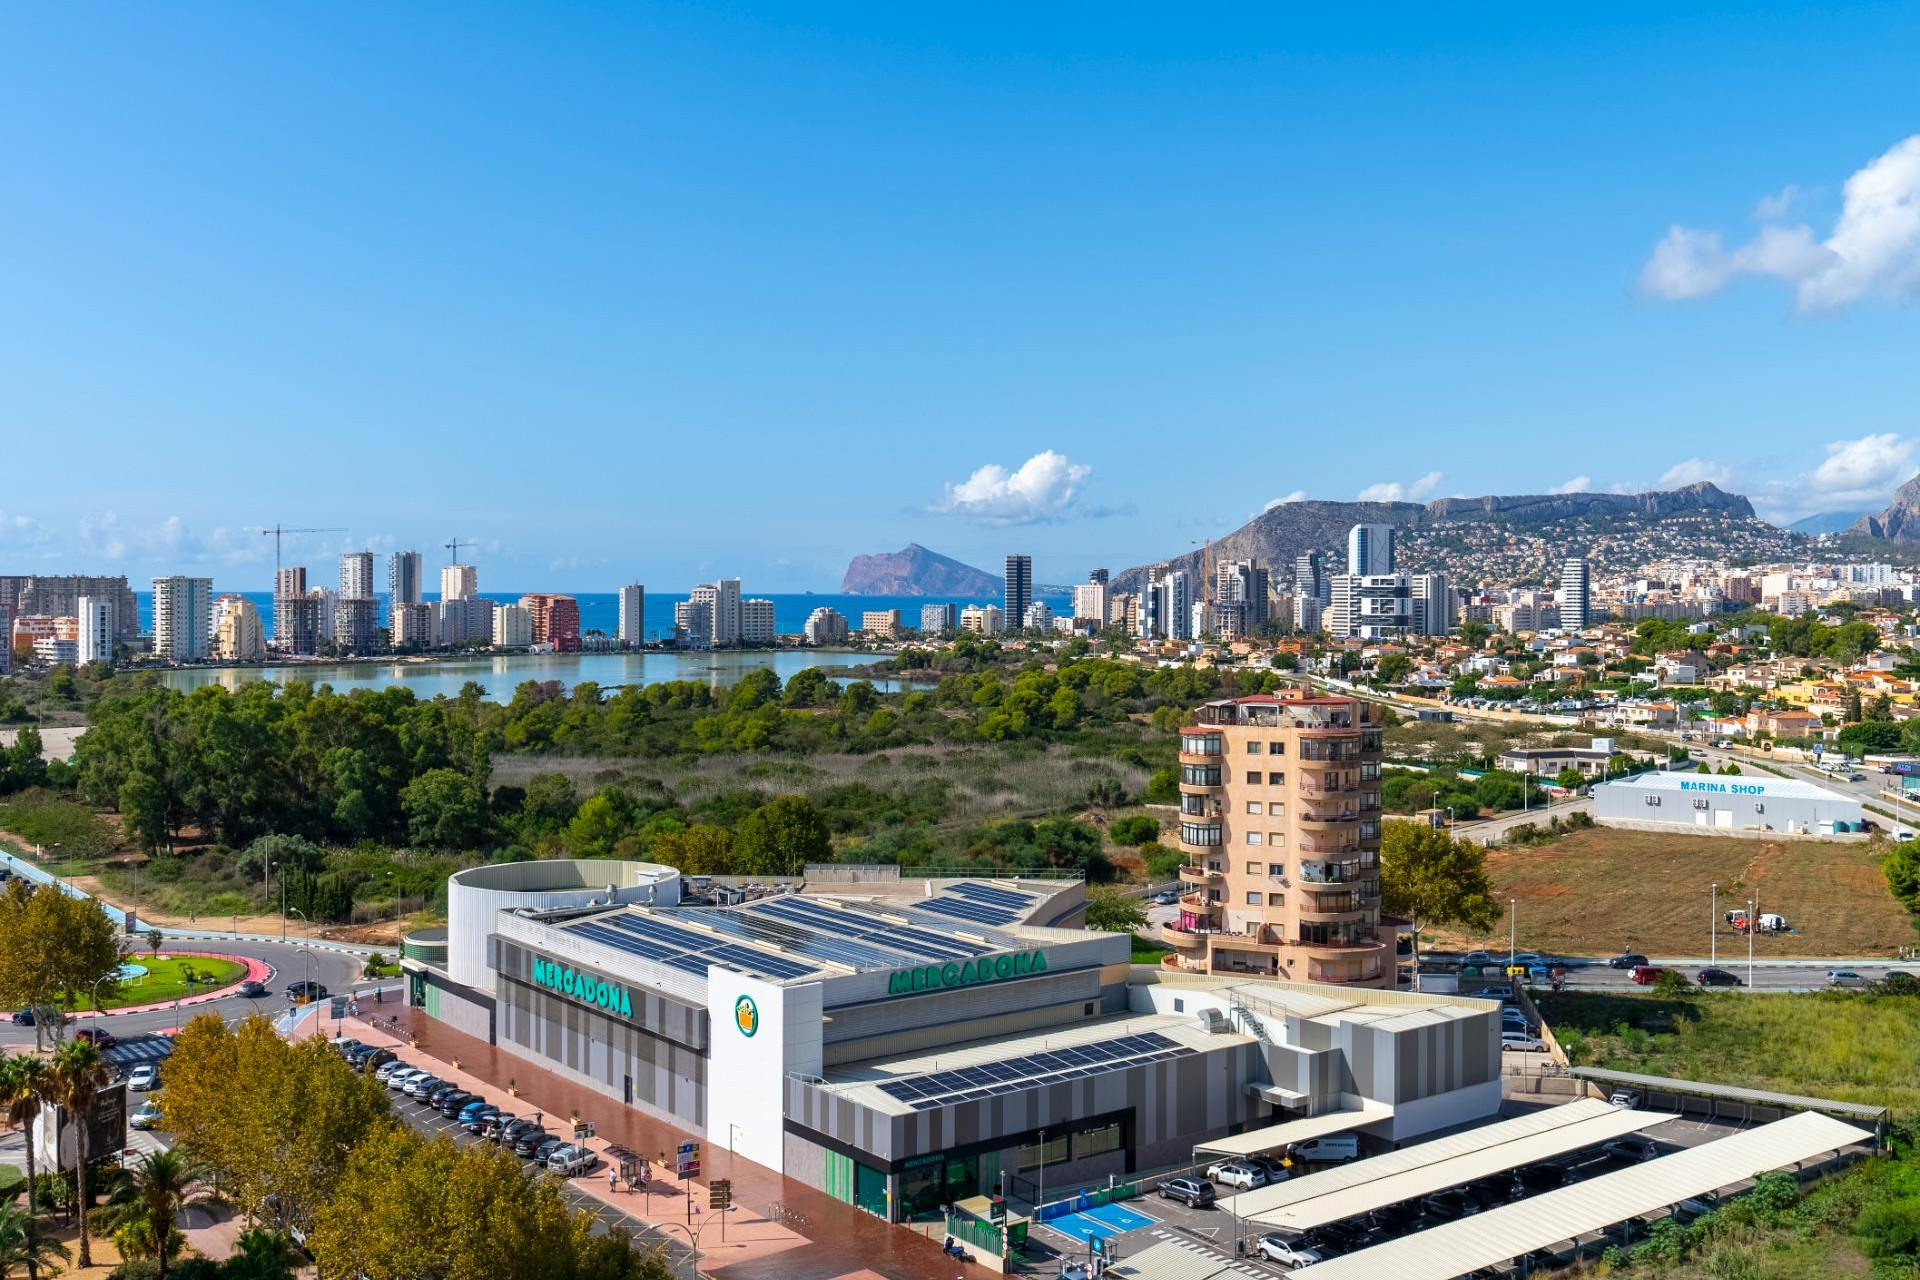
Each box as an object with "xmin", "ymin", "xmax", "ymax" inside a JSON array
[
  {"xmin": 617, "ymin": 584, "xmax": 645, "ymax": 646},
  {"xmin": 340, "ymin": 551, "xmax": 377, "ymax": 602},
  {"xmin": 389, "ymin": 551, "xmax": 424, "ymax": 609},
  {"xmin": 1167, "ymin": 690, "xmax": 1392, "ymax": 987},
  {"xmin": 151, "ymin": 576, "xmax": 214, "ymax": 662},
  {"xmin": 76, "ymin": 596, "xmax": 116, "ymax": 666},
  {"xmin": 441, "ymin": 564, "xmax": 478, "ymax": 601},
  {"xmin": 519, "ymin": 594, "xmax": 582, "ymax": 651}
]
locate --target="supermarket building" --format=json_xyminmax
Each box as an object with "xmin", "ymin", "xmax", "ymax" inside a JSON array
[{"xmin": 403, "ymin": 861, "xmax": 1500, "ymax": 1221}]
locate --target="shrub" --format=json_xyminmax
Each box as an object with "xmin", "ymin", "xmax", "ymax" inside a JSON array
[
  {"xmin": 1109, "ymin": 815, "xmax": 1159, "ymax": 846},
  {"xmin": 1141, "ymin": 843, "xmax": 1182, "ymax": 880}
]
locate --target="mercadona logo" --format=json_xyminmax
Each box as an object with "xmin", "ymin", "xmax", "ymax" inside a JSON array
[{"xmin": 735, "ymin": 993, "xmax": 759, "ymax": 1037}]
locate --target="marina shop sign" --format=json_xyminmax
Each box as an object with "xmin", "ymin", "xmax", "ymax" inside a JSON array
[
  {"xmin": 531, "ymin": 956, "xmax": 634, "ymax": 1018},
  {"xmin": 888, "ymin": 950, "xmax": 1048, "ymax": 996}
]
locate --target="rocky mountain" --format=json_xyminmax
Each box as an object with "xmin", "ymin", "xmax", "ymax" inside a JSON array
[
  {"xmin": 840, "ymin": 543, "xmax": 1002, "ymax": 596},
  {"xmin": 1788, "ymin": 510, "xmax": 1874, "ymax": 535},
  {"xmin": 1846, "ymin": 475, "xmax": 1920, "ymax": 541},
  {"xmin": 1112, "ymin": 483, "xmax": 1778, "ymax": 592}
]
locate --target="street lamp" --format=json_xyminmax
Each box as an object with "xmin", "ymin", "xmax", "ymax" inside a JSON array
[
  {"xmin": 288, "ymin": 906, "xmax": 308, "ymax": 940},
  {"xmin": 1508, "ymin": 898, "xmax": 1517, "ymax": 968},
  {"xmin": 1746, "ymin": 898, "xmax": 1755, "ymax": 988},
  {"xmin": 1710, "ymin": 883, "xmax": 1717, "ymax": 966}
]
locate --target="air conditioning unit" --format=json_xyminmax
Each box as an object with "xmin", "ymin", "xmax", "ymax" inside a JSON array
[{"xmin": 1197, "ymin": 1008, "xmax": 1228, "ymax": 1033}]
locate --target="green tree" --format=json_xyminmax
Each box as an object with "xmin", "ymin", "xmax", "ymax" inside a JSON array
[
  {"xmin": 96, "ymin": 1150, "xmax": 211, "ymax": 1278},
  {"xmin": 234, "ymin": 834, "xmax": 327, "ymax": 884},
  {"xmin": 648, "ymin": 825, "xmax": 735, "ymax": 876},
  {"xmin": 732, "ymin": 796, "xmax": 831, "ymax": 877},
  {"xmin": 564, "ymin": 790, "xmax": 635, "ymax": 858},
  {"xmin": 0, "ymin": 1053, "xmax": 54, "ymax": 1280},
  {"xmin": 519, "ymin": 773, "xmax": 581, "ymax": 830},
  {"xmin": 1374, "ymin": 654, "xmax": 1413, "ymax": 686},
  {"xmin": 146, "ymin": 929, "xmax": 164, "ymax": 962},
  {"xmin": 47, "ymin": 1038, "xmax": 110, "ymax": 1268},
  {"xmin": 1379, "ymin": 821, "xmax": 1497, "ymax": 975},
  {"xmin": 400, "ymin": 768, "xmax": 489, "ymax": 849},
  {"xmin": 117, "ymin": 769, "xmax": 171, "ymax": 853},
  {"xmin": 0, "ymin": 1203, "xmax": 70, "ymax": 1280},
  {"xmin": 0, "ymin": 886, "xmax": 125, "ymax": 1027},
  {"xmin": 1885, "ymin": 839, "xmax": 1920, "ymax": 916},
  {"xmin": 221, "ymin": 1228, "xmax": 300, "ymax": 1280},
  {"xmin": 1084, "ymin": 886, "xmax": 1147, "ymax": 933},
  {"xmin": 1108, "ymin": 815, "xmax": 1160, "ymax": 846}
]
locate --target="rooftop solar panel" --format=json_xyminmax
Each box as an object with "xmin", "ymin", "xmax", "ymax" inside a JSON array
[{"xmin": 873, "ymin": 1030, "xmax": 1193, "ymax": 1109}]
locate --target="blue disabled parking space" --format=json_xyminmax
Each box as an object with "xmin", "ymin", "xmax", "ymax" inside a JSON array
[{"xmin": 1044, "ymin": 1201, "xmax": 1155, "ymax": 1244}]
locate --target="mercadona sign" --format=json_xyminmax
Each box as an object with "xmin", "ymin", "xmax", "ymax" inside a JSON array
[
  {"xmin": 532, "ymin": 956, "xmax": 635, "ymax": 1018},
  {"xmin": 887, "ymin": 950, "xmax": 1047, "ymax": 996}
]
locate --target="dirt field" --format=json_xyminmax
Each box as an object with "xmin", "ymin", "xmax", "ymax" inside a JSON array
[{"xmin": 1428, "ymin": 826, "xmax": 1917, "ymax": 959}]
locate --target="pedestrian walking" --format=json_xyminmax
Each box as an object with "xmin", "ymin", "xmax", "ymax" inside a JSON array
[{"xmin": 609, "ymin": 1166, "xmax": 619, "ymax": 1194}]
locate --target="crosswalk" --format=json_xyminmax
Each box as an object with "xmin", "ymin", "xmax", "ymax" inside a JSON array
[{"xmin": 1142, "ymin": 1229, "xmax": 1274, "ymax": 1278}]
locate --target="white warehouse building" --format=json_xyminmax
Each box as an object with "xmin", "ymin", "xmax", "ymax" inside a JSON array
[{"xmin": 1593, "ymin": 772, "xmax": 1862, "ymax": 836}]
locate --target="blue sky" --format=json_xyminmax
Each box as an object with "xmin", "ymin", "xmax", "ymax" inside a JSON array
[{"xmin": 3, "ymin": 3, "xmax": 1918, "ymax": 591}]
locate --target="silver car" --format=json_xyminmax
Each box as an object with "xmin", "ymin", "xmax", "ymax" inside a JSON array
[{"xmin": 546, "ymin": 1143, "xmax": 598, "ymax": 1176}]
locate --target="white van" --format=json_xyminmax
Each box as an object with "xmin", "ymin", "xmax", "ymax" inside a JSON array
[{"xmin": 1287, "ymin": 1135, "xmax": 1359, "ymax": 1164}]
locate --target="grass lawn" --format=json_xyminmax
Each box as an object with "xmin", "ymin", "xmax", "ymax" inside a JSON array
[
  {"xmin": 77, "ymin": 954, "xmax": 249, "ymax": 1010},
  {"xmin": 1428, "ymin": 826, "xmax": 1917, "ymax": 959},
  {"xmin": 1535, "ymin": 987, "xmax": 1920, "ymax": 1113},
  {"xmin": 1131, "ymin": 937, "xmax": 1172, "ymax": 965}
]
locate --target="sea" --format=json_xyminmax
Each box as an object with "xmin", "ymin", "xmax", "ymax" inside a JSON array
[{"xmin": 140, "ymin": 590, "xmax": 1071, "ymax": 703}]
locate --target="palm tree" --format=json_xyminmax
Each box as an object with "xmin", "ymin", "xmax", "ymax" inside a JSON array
[
  {"xmin": 0, "ymin": 1204, "xmax": 70, "ymax": 1280},
  {"xmin": 45, "ymin": 1038, "xmax": 109, "ymax": 1269},
  {"xmin": 224, "ymin": 1226, "xmax": 299, "ymax": 1280},
  {"xmin": 95, "ymin": 1149, "xmax": 211, "ymax": 1279},
  {"xmin": 0, "ymin": 1054, "xmax": 52, "ymax": 1280}
]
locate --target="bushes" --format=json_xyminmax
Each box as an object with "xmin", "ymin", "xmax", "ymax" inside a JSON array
[{"xmin": 1108, "ymin": 815, "xmax": 1159, "ymax": 846}]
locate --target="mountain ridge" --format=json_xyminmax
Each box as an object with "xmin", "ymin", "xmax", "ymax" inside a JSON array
[
  {"xmin": 1846, "ymin": 475, "xmax": 1920, "ymax": 542},
  {"xmin": 840, "ymin": 543, "xmax": 1002, "ymax": 596}
]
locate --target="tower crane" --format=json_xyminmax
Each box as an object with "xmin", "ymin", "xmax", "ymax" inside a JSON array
[{"xmin": 261, "ymin": 525, "xmax": 347, "ymax": 579}]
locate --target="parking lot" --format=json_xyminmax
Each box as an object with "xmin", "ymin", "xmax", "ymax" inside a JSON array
[{"xmin": 1028, "ymin": 1103, "xmax": 1750, "ymax": 1276}]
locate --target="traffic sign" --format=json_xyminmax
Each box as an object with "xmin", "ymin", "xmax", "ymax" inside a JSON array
[
  {"xmin": 709, "ymin": 1178, "xmax": 732, "ymax": 1211},
  {"xmin": 675, "ymin": 1139, "xmax": 701, "ymax": 1178}
]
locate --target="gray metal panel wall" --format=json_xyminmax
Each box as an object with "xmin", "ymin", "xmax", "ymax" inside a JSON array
[{"xmin": 824, "ymin": 968, "xmax": 1103, "ymax": 1048}]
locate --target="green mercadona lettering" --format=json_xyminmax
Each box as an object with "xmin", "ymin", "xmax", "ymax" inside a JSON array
[
  {"xmin": 888, "ymin": 950, "xmax": 1047, "ymax": 995},
  {"xmin": 532, "ymin": 957, "xmax": 634, "ymax": 1018}
]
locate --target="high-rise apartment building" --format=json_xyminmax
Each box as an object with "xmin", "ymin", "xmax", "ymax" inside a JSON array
[
  {"xmin": 13, "ymin": 576, "xmax": 139, "ymax": 638},
  {"xmin": 151, "ymin": 576, "xmax": 214, "ymax": 662},
  {"xmin": 804, "ymin": 607, "xmax": 849, "ymax": 645},
  {"xmin": 76, "ymin": 596, "xmax": 116, "ymax": 666},
  {"xmin": 390, "ymin": 602, "xmax": 435, "ymax": 650},
  {"xmin": 0, "ymin": 603, "xmax": 12, "ymax": 675},
  {"xmin": 340, "ymin": 551, "xmax": 376, "ymax": 601},
  {"xmin": 389, "ymin": 551, "xmax": 424, "ymax": 609},
  {"xmin": 1088, "ymin": 567, "xmax": 1109, "ymax": 587},
  {"xmin": 519, "ymin": 594, "xmax": 581, "ymax": 651},
  {"xmin": 1215, "ymin": 559, "xmax": 1271, "ymax": 630},
  {"xmin": 334, "ymin": 597, "xmax": 378, "ymax": 653},
  {"xmin": 860, "ymin": 609, "xmax": 902, "ymax": 639},
  {"xmin": 441, "ymin": 564, "xmax": 478, "ymax": 601},
  {"xmin": 674, "ymin": 599, "xmax": 713, "ymax": 648},
  {"xmin": 435, "ymin": 596, "xmax": 495, "ymax": 647},
  {"xmin": 918, "ymin": 602, "xmax": 957, "ymax": 636},
  {"xmin": 1410, "ymin": 573, "xmax": 1452, "ymax": 637},
  {"xmin": 493, "ymin": 603, "xmax": 533, "ymax": 647},
  {"xmin": 1293, "ymin": 551, "xmax": 1329, "ymax": 608},
  {"xmin": 1559, "ymin": 557, "xmax": 1591, "ymax": 630},
  {"xmin": 1327, "ymin": 575, "xmax": 1412, "ymax": 639},
  {"xmin": 1168, "ymin": 689, "xmax": 1390, "ymax": 986},
  {"xmin": 1108, "ymin": 591, "xmax": 1139, "ymax": 633},
  {"xmin": 1347, "ymin": 524, "xmax": 1395, "ymax": 577},
  {"xmin": 213, "ymin": 595, "xmax": 265, "ymax": 661},
  {"xmin": 1071, "ymin": 580, "xmax": 1108, "ymax": 625},
  {"xmin": 742, "ymin": 598, "xmax": 776, "ymax": 644},
  {"xmin": 689, "ymin": 579, "xmax": 743, "ymax": 645},
  {"xmin": 276, "ymin": 595, "xmax": 321, "ymax": 655},
  {"xmin": 1024, "ymin": 602, "xmax": 1054, "ymax": 632},
  {"xmin": 960, "ymin": 603, "xmax": 1003, "ymax": 635},
  {"xmin": 1003, "ymin": 555, "xmax": 1032, "ymax": 633},
  {"xmin": 617, "ymin": 584, "xmax": 646, "ymax": 647}
]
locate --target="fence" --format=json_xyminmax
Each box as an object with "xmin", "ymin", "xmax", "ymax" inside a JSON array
[
  {"xmin": 1034, "ymin": 1181, "xmax": 1145, "ymax": 1222},
  {"xmin": 946, "ymin": 1211, "xmax": 1005, "ymax": 1256}
]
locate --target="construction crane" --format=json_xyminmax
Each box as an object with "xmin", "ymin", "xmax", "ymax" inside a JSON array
[
  {"xmin": 444, "ymin": 536, "xmax": 476, "ymax": 565},
  {"xmin": 261, "ymin": 525, "xmax": 347, "ymax": 579}
]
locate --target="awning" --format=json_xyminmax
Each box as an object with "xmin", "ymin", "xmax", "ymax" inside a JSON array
[{"xmin": 1193, "ymin": 1104, "xmax": 1393, "ymax": 1158}]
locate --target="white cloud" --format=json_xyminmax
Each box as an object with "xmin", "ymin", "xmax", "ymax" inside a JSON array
[
  {"xmin": 1754, "ymin": 184, "xmax": 1799, "ymax": 220},
  {"xmin": 1808, "ymin": 432, "xmax": 1916, "ymax": 506},
  {"xmin": 1658, "ymin": 458, "xmax": 1733, "ymax": 489},
  {"xmin": 1549, "ymin": 475, "xmax": 1593, "ymax": 495},
  {"xmin": 934, "ymin": 450, "xmax": 1095, "ymax": 525},
  {"xmin": 1356, "ymin": 471, "xmax": 1444, "ymax": 503},
  {"xmin": 1264, "ymin": 491, "xmax": 1309, "ymax": 510},
  {"xmin": 1641, "ymin": 134, "xmax": 1920, "ymax": 310}
]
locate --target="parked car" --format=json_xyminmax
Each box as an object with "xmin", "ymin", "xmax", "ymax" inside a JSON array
[
  {"xmin": 1608, "ymin": 1089, "xmax": 1643, "ymax": 1110},
  {"xmin": 1464, "ymin": 1177, "xmax": 1516, "ymax": 1210},
  {"xmin": 547, "ymin": 1144, "xmax": 598, "ymax": 1176},
  {"xmin": 1158, "ymin": 1176, "xmax": 1215, "ymax": 1208},
  {"xmin": 403, "ymin": 1075, "xmax": 443, "ymax": 1098},
  {"xmin": 238, "ymin": 980, "xmax": 270, "ymax": 998},
  {"xmin": 126, "ymin": 1064, "xmax": 159, "ymax": 1092},
  {"xmin": 423, "ymin": 1083, "xmax": 463, "ymax": 1107},
  {"xmin": 74, "ymin": 1028, "xmax": 116, "ymax": 1049},
  {"xmin": 1608, "ymin": 952, "xmax": 1649, "ymax": 970},
  {"xmin": 524, "ymin": 1135, "xmax": 566, "ymax": 1163},
  {"xmin": 1421, "ymin": 1190, "xmax": 1480, "ymax": 1220},
  {"xmin": 1828, "ymin": 970, "xmax": 1868, "ymax": 988},
  {"xmin": 436, "ymin": 1090, "xmax": 478, "ymax": 1118},
  {"xmin": 130, "ymin": 1100, "xmax": 163, "ymax": 1130},
  {"xmin": 1255, "ymin": 1234, "xmax": 1323, "ymax": 1267},
  {"xmin": 498, "ymin": 1118, "xmax": 541, "ymax": 1146},
  {"xmin": 1501, "ymin": 1031, "xmax": 1546, "ymax": 1052},
  {"xmin": 333, "ymin": 1038, "xmax": 366, "ymax": 1057},
  {"xmin": 1213, "ymin": 1161, "xmax": 1270, "ymax": 1191},
  {"xmin": 1630, "ymin": 965, "xmax": 1669, "ymax": 986},
  {"xmin": 512, "ymin": 1127, "xmax": 555, "ymax": 1157},
  {"xmin": 466, "ymin": 1106, "xmax": 502, "ymax": 1135},
  {"xmin": 1696, "ymin": 968, "xmax": 1742, "ymax": 988},
  {"xmin": 376, "ymin": 1061, "xmax": 412, "ymax": 1083},
  {"xmin": 1510, "ymin": 953, "xmax": 1546, "ymax": 968},
  {"xmin": 8, "ymin": 1009, "xmax": 32, "ymax": 1026},
  {"xmin": 1458, "ymin": 950, "xmax": 1495, "ymax": 969},
  {"xmin": 458, "ymin": 1099, "xmax": 495, "ymax": 1124},
  {"xmin": 1603, "ymin": 1136, "xmax": 1660, "ymax": 1163},
  {"xmin": 1152, "ymin": 891, "xmax": 1179, "ymax": 906},
  {"xmin": 360, "ymin": 1049, "xmax": 397, "ymax": 1073},
  {"xmin": 1513, "ymin": 1163, "xmax": 1570, "ymax": 1192}
]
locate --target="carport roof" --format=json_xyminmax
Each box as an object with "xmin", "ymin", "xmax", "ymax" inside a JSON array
[
  {"xmin": 1193, "ymin": 1104, "xmax": 1394, "ymax": 1157},
  {"xmin": 1219, "ymin": 1098, "xmax": 1624, "ymax": 1219},
  {"xmin": 1290, "ymin": 1111, "xmax": 1874, "ymax": 1280},
  {"xmin": 1105, "ymin": 1239, "xmax": 1241, "ymax": 1280},
  {"xmin": 1570, "ymin": 1068, "xmax": 1890, "ymax": 1122}
]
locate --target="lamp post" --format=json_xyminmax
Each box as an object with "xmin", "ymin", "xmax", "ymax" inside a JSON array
[
  {"xmin": 1746, "ymin": 898, "xmax": 1755, "ymax": 989},
  {"xmin": 288, "ymin": 906, "xmax": 308, "ymax": 940},
  {"xmin": 1710, "ymin": 883, "xmax": 1717, "ymax": 966},
  {"xmin": 1508, "ymin": 898, "xmax": 1517, "ymax": 968},
  {"xmin": 1036, "ymin": 1129, "xmax": 1048, "ymax": 1219}
]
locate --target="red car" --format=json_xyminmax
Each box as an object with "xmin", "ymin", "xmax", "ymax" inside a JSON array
[
  {"xmin": 1629, "ymin": 965, "xmax": 1667, "ymax": 986},
  {"xmin": 74, "ymin": 1028, "xmax": 117, "ymax": 1049}
]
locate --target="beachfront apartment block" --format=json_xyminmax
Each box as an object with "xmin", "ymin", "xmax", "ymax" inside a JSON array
[{"xmin": 1166, "ymin": 690, "xmax": 1393, "ymax": 987}]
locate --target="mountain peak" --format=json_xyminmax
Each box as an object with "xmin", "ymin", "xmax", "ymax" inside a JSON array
[
  {"xmin": 840, "ymin": 545, "xmax": 1001, "ymax": 596},
  {"xmin": 1846, "ymin": 472, "xmax": 1920, "ymax": 541}
]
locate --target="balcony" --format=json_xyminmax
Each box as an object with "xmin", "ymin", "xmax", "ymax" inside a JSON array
[
  {"xmin": 1299, "ymin": 741, "xmax": 1362, "ymax": 762},
  {"xmin": 1178, "ymin": 822, "xmax": 1224, "ymax": 852},
  {"xmin": 1178, "ymin": 892, "xmax": 1222, "ymax": 913},
  {"xmin": 1160, "ymin": 921, "xmax": 1208, "ymax": 948},
  {"xmin": 1298, "ymin": 808, "xmax": 1361, "ymax": 829},
  {"xmin": 1297, "ymin": 902, "xmax": 1378, "ymax": 924},
  {"xmin": 1178, "ymin": 863, "xmax": 1223, "ymax": 885},
  {"xmin": 1298, "ymin": 835, "xmax": 1367, "ymax": 856},
  {"xmin": 1180, "ymin": 795, "xmax": 1224, "ymax": 819},
  {"xmin": 1178, "ymin": 733, "xmax": 1224, "ymax": 761},
  {"xmin": 1298, "ymin": 858, "xmax": 1374, "ymax": 885},
  {"xmin": 1300, "ymin": 776, "xmax": 1362, "ymax": 797},
  {"xmin": 1306, "ymin": 955, "xmax": 1388, "ymax": 984}
]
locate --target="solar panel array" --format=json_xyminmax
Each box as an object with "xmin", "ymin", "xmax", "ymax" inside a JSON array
[
  {"xmin": 915, "ymin": 881, "xmax": 1039, "ymax": 927},
  {"xmin": 560, "ymin": 911, "xmax": 823, "ymax": 983},
  {"xmin": 745, "ymin": 896, "xmax": 1012, "ymax": 961},
  {"xmin": 875, "ymin": 1032, "xmax": 1192, "ymax": 1110}
]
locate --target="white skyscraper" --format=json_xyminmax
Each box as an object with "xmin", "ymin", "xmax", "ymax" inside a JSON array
[
  {"xmin": 742, "ymin": 598, "xmax": 776, "ymax": 644},
  {"xmin": 690, "ymin": 579, "xmax": 744, "ymax": 645},
  {"xmin": 1347, "ymin": 524, "xmax": 1395, "ymax": 577},
  {"xmin": 77, "ymin": 596, "xmax": 115, "ymax": 666},
  {"xmin": 493, "ymin": 603, "xmax": 533, "ymax": 647},
  {"xmin": 1072, "ymin": 580, "xmax": 1108, "ymax": 625},
  {"xmin": 340, "ymin": 551, "xmax": 376, "ymax": 600},
  {"xmin": 151, "ymin": 576, "xmax": 214, "ymax": 661},
  {"xmin": 617, "ymin": 584, "xmax": 646, "ymax": 646},
  {"xmin": 441, "ymin": 564, "xmax": 478, "ymax": 601},
  {"xmin": 1560, "ymin": 557, "xmax": 1591, "ymax": 630},
  {"xmin": 1328, "ymin": 574, "xmax": 1412, "ymax": 640}
]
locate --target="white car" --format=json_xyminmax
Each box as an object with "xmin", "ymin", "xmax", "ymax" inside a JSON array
[
  {"xmin": 126, "ymin": 1064, "xmax": 159, "ymax": 1092},
  {"xmin": 130, "ymin": 1100, "xmax": 163, "ymax": 1130},
  {"xmin": 1213, "ymin": 1161, "xmax": 1268, "ymax": 1191},
  {"xmin": 403, "ymin": 1075, "xmax": 443, "ymax": 1098},
  {"xmin": 388, "ymin": 1067, "xmax": 427, "ymax": 1090},
  {"xmin": 1255, "ymin": 1235, "xmax": 1323, "ymax": 1267},
  {"xmin": 1501, "ymin": 1031, "xmax": 1546, "ymax": 1052}
]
